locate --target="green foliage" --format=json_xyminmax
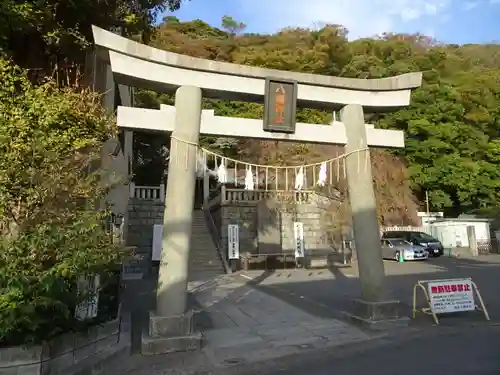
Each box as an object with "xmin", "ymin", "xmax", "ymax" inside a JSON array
[
  {"xmin": 145, "ymin": 20, "xmax": 500, "ymax": 217},
  {"xmin": 221, "ymin": 15, "xmax": 246, "ymax": 35},
  {"xmin": 0, "ymin": 0, "xmax": 185, "ymax": 77},
  {"xmin": 0, "ymin": 59, "xmax": 123, "ymax": 345}
]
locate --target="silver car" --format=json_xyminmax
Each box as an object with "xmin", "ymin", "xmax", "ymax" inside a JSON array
[{"xmin": 381, "ymin": 238, "xmax": 429, "ymax": 261}]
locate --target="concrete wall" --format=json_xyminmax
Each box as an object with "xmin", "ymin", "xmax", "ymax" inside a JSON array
[{"xmin": 0, "ymin": 318, "xmax": 128, "ymax": 375}]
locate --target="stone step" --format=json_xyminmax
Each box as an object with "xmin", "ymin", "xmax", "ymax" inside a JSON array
[
  {"xmin": 191, "ymin": 246, "xmax": 216, "ymax": 250},
  {"xmin": 189, "ymin": 270, "xmax": 224, "ymax": 277},
  {"xmin": 190, "ymin": 251, "xmax": 219, "ymax": 256},
  {"xmin": 191, "ymin": 236, "xmax": 215, "ymax": 241},
  {"xmin": 189, "ymin": 263, "xmax": 222, "ymax": 268},
  {"xmin": 189, "ymin": 256, "xmax": 223, "ymax": 263},
  {"xmin": 188, "ymin": 212, "xmax": 225, "ymax": 276},
  {"xmin": 190, "ymin": 262, "xmax": 223, "ymax": 268},
  {"xmin": 194, "ymin": 263, "xmax": 223, "ymax": 268},
  {"xmin": 189, "ymin": 267, "xmax": 224, "ymax": 273},
  {"xmin": 190, "ymin": 252, "xmax": 221, "ymax": 257},
  {"xmin": 190, "ymin": 251, "xmax": 220, "ymax": 256},
  {"xmin": 190, "ymin": 254, "xmax": 221, "ymax": 260},
  {"xmin": 190, "ymin": 267, "xmax": 224, "ymax": 274},
  {"xmin": 190, "ymin": 260, "xmax": 221, "ymax": 264},
  {"xmin": 189, "ymin": 271, "xmax": 225, "ymax": 277},
  {"xmin": 190, "ymin": 264, "xmax": 223, "ymax": 269}
]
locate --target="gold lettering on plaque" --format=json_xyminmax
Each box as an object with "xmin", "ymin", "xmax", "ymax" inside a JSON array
[{"xmin": 274, "ymin": 85, "xmax": 285, "ymax": 124}]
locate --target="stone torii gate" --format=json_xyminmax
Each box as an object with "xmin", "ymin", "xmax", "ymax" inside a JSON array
[{"xmin": 90, "ymin": 25, "xmax": 422, "ymax": 354}]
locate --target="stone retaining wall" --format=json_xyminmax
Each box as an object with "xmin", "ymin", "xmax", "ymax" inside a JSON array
[
  {"xmin": 220, "ymin": 194, "xmax": 348, "ymax": 257},
  {"xmin": 0, "ymin": 318, "xmax": 128, "ymax": 375},
  {"xmin": 123, "ymin": 198, "xmax": 164, "ymax": 280}
]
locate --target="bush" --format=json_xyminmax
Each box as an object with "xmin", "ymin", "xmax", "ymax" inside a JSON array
[{"xmin": 0, "ymin": 59, "xmax": 125, "ymax": 345}]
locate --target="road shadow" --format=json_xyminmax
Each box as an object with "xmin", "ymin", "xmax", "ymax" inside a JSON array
[
  {"xmin": 121, "ymin": 259, "xmax": 277, "ymax": 353},
  {"xmin": 241, "ymin": 254, "xmax": 500, "ymax": 328}
]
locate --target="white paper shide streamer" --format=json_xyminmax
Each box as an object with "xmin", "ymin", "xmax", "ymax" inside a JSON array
[
  {"xmin": 196, "ymin": 152, "xmax": 206, "ymax": 178},
  {"xmin": 317, "ymin": 162, "xmax": 327, "ymax": 186},
  {"xmin": 189, "ymin": 144, "xmax": 366, "ymax": 191},
  {"xmin": 294, "ymin": 166, "xmax": 304, "ymax": 191},
  {"xmin": 216, "ymin": 157, "xmax": 228, "ymax": 183},
  {"xmin": 244, "ymin": 166, "xmax": 254, "ymax": 190}
]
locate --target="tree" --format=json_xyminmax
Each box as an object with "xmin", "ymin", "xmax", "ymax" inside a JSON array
[
  {"xmin": 221, "ymin": 15, "xmax": 246, "ymax": 35},
  {"xmin": 0, "ymin": 0, "xmax": 187, "ymax": 80},
  {"xmin": 0, "ymin": 59, "xmax": 124, "ymax": 345},
  {"xmin": 142, "ymin": 18, "xmax": 500, "ymax": 218}
]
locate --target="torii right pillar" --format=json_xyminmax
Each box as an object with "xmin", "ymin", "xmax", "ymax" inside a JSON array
[{"xmin": 341, "ymin": 104, "xmax": 405, "ymax": 327}]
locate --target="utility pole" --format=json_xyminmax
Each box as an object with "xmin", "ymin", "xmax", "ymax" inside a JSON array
[{"xmin": 425, "ymin": 190, "xmax": 430, "ymax": 216}]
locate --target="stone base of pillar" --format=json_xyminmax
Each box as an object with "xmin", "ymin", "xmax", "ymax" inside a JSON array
[
  {"xmin": 141, "ymin": 310, "xmax": 203, "ymax": 355},
  {"xmin": 345, "ymin": 299, "xmax": 410, "ymax": 330}
]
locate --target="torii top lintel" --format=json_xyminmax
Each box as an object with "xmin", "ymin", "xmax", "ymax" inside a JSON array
[{"xmin": 91, "ymin": 26, "xmax": 423, "ymax": 112}]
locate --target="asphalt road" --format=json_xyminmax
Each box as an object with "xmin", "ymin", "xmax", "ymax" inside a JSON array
[
  {"xmin": 229, "ymin": 325, "xmax": 500, "ymax": 375},
  {"xmin": 230, "ymin": 255, "xmax": 500, "ymax": 375},
  {"xmin": 243, "ymin": 254, "xmax": 500, "ymax": 325}
]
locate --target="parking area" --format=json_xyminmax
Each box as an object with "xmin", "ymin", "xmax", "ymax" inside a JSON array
[{"xmin": 239, "ymin": 254, "xmax": 500, "ymax": 326}]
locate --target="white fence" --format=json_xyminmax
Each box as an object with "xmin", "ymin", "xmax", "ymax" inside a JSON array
[
  {"xmin": 129, "ymin": 182, "xmax": 165, "ymax": 202},
  {"xmin": 383, "ymin": 226, "xmax": 432, "ymax": 235}
]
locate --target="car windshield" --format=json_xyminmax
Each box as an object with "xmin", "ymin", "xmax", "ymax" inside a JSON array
[
  {"xmin": 387, "ymin": 238, "xmax": 407, "ymax": 246},
  {"xmin": 413, "ymin": 232, "xmax": 437, "ymax": 242}
]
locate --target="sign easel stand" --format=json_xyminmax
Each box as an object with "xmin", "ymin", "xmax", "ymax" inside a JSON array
[{"xmin": 412, "ymin": 279, "xmax": 490, "ymax": 325}]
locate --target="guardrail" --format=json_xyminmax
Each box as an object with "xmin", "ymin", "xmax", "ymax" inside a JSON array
[
  {"xmin": 203, "ymin": 205, "xmax": 230, "ymax": 274},
  {"xmin": 129, "ymin": 183, "xmax": 315, "ymax": 205},
  {"xmin": 220, "ymin": 186, "xmax": 314, "ymax": 204}
]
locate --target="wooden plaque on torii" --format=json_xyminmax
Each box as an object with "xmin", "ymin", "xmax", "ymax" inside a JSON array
[{"xmin": 263, "ymin": 77, "xmax": 298, "ymax": 133}]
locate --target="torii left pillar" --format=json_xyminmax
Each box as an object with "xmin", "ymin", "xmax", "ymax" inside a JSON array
[{"xmin": 141, "ymin": 85, "xmax": 203, "ymax": 355}]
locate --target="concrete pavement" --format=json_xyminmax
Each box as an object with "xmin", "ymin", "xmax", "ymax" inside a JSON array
[
  {"xmin": 193, "ymin": 275, "xmax": 377, "ymax": 365},
  {"xmin": 113, "ymin": 254, "xmax": 500, "ymax": 374},
  {"xmin": 239, "ymin": 255, "xmax": 500, "ymax": 326},
  {"xmin": 217, "ymin": 324, "xmax": 500, "ymax": 375},
  {"xmin": 111, "ymin": 274, "xmax": 381, "ymax": 374}
]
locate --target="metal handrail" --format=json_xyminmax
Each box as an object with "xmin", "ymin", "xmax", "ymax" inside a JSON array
[{"xmin": 202, "ymin": 205, "xmax": 231, "ymax": 274}]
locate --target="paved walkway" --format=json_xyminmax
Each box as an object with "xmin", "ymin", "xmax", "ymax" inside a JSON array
[
  {"xmin": 111, "ymin": 274, "xmax": 380, "ymax": 374},
  {"xmin": 193, "ymin": 274, "xmax": 375, "ymax": 364}
]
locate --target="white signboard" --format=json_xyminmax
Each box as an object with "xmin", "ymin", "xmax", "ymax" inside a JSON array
[
  {"xmin": 75, "ymin": 275, "xmax": 100, "ymax": 321},
  {"xmin": 293, "ymin": 222, "xmax": 305, "ymax": 258},
  {"xmin": 122, "ymin": 254, "xmax": 145, "ymax": 281},
  {"xmin": 152, "ymin": 224, "xmax": 163, "ymax": 261},
  {"xmin": 427, "ymin": 278, "xmax": 475, "ymax": 314},
  {"xmin": 228, "ymin": 224, "xmax": 240, "ymax": 259}
]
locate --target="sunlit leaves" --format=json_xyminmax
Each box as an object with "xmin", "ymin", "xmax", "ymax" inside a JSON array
[
  {"xmin": 0, "ymin": 59, "xmax": 123, "ymax": 344},
  {"xmin": 144, "ymin": 18, "xmax": 500, "ymax": 216},
  {"xmin": 0, "ymin": 0, "xmax": 186, "ymax": 74}
]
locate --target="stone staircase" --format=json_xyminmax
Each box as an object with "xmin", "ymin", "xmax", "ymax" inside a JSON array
[{"xmin": 188, "ymin": 209, "xmax": 226, "ymax": 282}]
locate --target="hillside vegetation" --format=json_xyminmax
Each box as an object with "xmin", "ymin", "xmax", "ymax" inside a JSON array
[
  {"xmin": 2, "ymin": 0, "xmax": 499, "ymax": 223},
  {"xmin": 136, "ymin": 17, "xmax": 500, "ymax": 223}
]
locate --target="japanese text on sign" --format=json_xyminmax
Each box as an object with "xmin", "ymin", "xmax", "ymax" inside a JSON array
[
  {"xmin": 152, "ymin": 224, "xmax": 163, "ymax": 261},
  {"xmin": 293, "ymin": 222, "xmax": 304, "ymax": 258},
  {"xmin": 427, "ymin": 278, "xmax": 475, "ymax": 314},
  {"xmin": 263, "ymin": 78, "xmax": 297, "ymax": 133},
  {"xmin": 228, "ymin": 224, "xmax": 240, "ymax": 260}
]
